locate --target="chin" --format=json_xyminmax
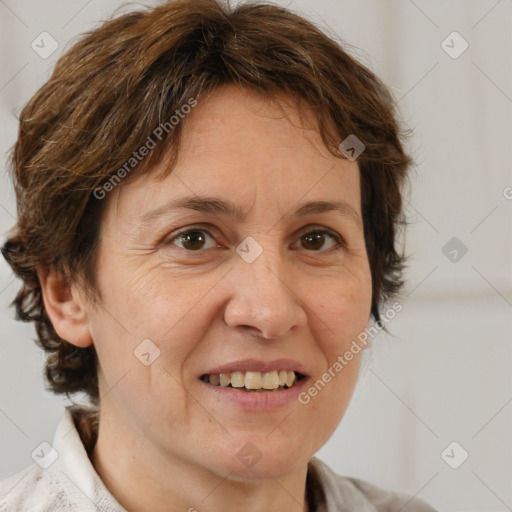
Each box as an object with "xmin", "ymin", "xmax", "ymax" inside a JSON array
[{"xmin": 211, "ymin": 431, "xmax": 313, "ymax": 481}]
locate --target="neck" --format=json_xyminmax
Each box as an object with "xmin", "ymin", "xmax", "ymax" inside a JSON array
[{"xmin": 88, "ymin": 404, "xmax": 310, "ymax": 512}]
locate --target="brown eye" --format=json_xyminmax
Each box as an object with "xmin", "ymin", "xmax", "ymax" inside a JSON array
[
  {"xmin": 170, "ymin": 229, "xmax": 217, "ymax": 251},
  {"xmin": 297, "ymin": 229, "xmax": 344, "ymax": 252},
  {"xmin": 166, "ymin": 226, "xmax": 345, "ymax": 253}
]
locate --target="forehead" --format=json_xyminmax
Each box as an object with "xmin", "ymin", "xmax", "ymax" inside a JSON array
[
  {"xmin": 177, "ymin": 85, "xmax": 339, "ymax": 170},
  {"xmin": 111, "ymin": 85, "xmax": 361, "ymax": 224}
]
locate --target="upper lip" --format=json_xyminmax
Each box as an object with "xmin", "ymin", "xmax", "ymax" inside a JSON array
[{"xmin": 202, "ymin": 358, "xmax": 309, "ymax": 377}]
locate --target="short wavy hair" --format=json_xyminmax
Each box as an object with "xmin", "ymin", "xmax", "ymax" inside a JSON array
[{"xmin": 1, "ymin": 0, "xmax": 412, "ymax": 404}]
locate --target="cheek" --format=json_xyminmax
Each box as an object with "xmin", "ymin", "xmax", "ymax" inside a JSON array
[
  {"xmin": 92, "ymin": 261, "xmax": 222, "ymax": 372},
  {"xmin": 314, "ymin": 272, "xmax": 372, "ymax": 350},
  {"xmin": 302, "ymin": 284, "xmax": 369, "ymax": 435},
  {"xmin": 96, "ymin": 257, "xmax": 185, "ymax": 334}
]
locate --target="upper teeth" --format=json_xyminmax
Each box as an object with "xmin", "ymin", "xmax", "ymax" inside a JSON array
[{"xmin": 205, "ymin": 370, "xmax": 297, "ymax": 390}]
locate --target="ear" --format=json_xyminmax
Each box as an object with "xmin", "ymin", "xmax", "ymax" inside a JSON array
[{"xmin": 38, "ymin": 267, "xmax": 94, "ymax": 348}]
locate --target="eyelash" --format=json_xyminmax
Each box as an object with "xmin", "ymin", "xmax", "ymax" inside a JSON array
[{"xmin": 164, "ymin": 224, "xmax": 346, "ymax": 254}]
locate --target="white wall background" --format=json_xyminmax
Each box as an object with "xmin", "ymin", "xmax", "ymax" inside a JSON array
[{"xmin": 0, "ymin": 1, "xmax": 510, "ymax": 511}]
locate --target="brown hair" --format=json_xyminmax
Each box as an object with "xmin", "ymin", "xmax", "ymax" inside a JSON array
[{"xmin": 1, "ymin": 0, "xmax": 412, "ymax": 404}]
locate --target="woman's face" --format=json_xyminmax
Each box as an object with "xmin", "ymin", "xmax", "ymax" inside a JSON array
[{"xmin": 86, "ymin": 85, "xmax": 372, "ymax": 479}]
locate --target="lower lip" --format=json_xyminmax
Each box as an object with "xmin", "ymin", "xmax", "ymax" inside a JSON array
[{"xmin": 199, "ymin": 378, "xmax": 309, "ymax": 411}]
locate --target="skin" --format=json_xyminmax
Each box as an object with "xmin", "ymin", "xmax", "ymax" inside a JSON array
[{"xmin": 39, "ymin": 85, "xmax": 373, "ymax": 512}]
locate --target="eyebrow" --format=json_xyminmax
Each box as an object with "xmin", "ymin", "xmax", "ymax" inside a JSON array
[{"xmin": 140, "ymin": 196, "xmax": 362, "ymax": 225}]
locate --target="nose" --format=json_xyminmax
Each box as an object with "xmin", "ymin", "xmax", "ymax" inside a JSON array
[{"xmin": 222, "ymin": 248, "xmax": 308, "ymax": 340}]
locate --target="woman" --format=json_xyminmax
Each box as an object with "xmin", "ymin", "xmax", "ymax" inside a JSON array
[{"xmin": 0, "ymin": 0, "xmax": 437, "ymax": 510}]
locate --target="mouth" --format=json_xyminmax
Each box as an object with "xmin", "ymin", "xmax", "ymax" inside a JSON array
[{"xmin": 200, "ymin": 370, "xmax": 306, "ymax": 392}]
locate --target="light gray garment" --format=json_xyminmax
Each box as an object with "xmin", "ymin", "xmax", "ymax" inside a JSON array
[
  {"xmin": 0, "ymin": 406, "xmax": 437, "ymax": 511},
  {"xmin": 307, "ymin": 456, "xmax": 437, "ymax": 511}
]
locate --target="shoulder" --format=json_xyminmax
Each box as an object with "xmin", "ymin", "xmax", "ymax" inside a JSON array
[
  {"xmin": 343, "ymin": 475, "xmax": 438, "ymax": 512},
  {"xmin": 308, "ymin": 457, "xmax": 438, "ymax": 512},
  {"xmin": 0, "ymin": 406, "xmax": 123, "ymax": 512},
  {"xmin": 0, "ymin": 462, "xmax": 72, "ymax": 512}
]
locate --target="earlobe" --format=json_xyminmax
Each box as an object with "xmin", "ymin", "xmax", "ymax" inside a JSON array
[{"xmin": 37, "ymin": 267, "xmax": 94, "ymax": 348}]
